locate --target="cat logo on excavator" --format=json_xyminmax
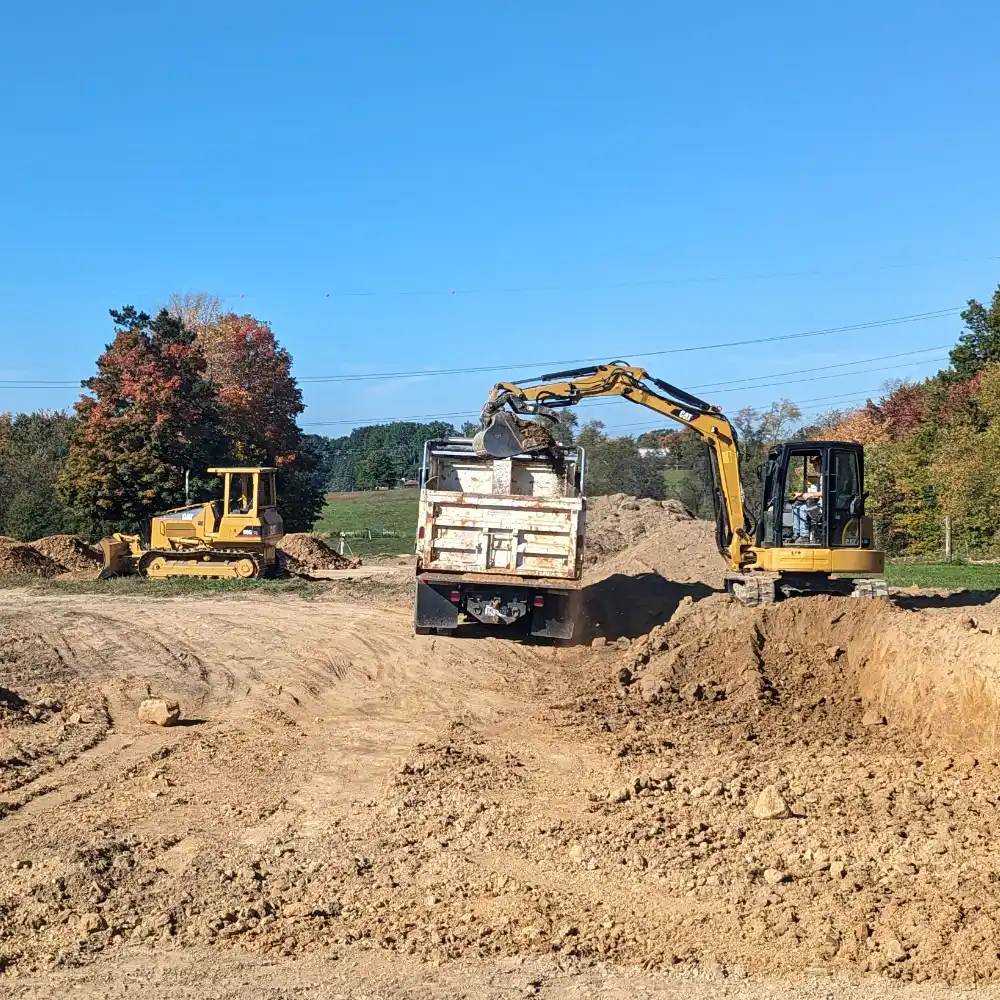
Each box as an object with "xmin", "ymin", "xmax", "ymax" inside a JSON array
[{"xmin": 99, "ymin": 467, "xmax": 284, "ymax": 580}]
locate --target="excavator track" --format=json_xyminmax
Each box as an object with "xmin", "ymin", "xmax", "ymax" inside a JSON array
[
  {"xmin": 725, "ymin": 573, "xmax": 778, "ymax": 607},
  {"xmin": 137, "ymin": 549, "xmax": 266, "ymax": 580}
]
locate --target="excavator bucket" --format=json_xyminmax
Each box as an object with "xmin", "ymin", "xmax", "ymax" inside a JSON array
[
  {"xmin": 98, "ymin": 535, "xmax": 136, "ymax": 579},
  {"xmin": 472, "ymin": 411, "xmax": 530, "ymax": 458},
  {"xmin": 472, "ymin": 411, "xmax": 555, "ymax": 459}
]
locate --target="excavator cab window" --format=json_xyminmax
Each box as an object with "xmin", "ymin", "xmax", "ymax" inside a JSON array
[
  {"xmin": 828, "ymin": 447, "xmax": 863, "ymax": 547},
  {"xmin": 785, "ymin": 451, "xmax": 824, "ymax": 545},
  {"xmin": 757, "ymin": 442, "xmax": 866, "ymax": 550}
]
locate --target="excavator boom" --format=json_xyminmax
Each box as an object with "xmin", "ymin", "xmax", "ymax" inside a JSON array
[{"xmin": 473, "ymin": 364, "xmax": 752, "ymax": 570}]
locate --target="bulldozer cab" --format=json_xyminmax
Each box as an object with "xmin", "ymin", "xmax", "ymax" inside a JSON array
[
  {"xmin": 757, "ymin": 442, "xmax": 871, "ymax": 551},
  {"xmin": 210, "ymin": 467, "xmax": 278, "ymax": 518}
]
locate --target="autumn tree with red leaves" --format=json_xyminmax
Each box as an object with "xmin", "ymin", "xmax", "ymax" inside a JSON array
[
  {"xmin": 58, "ymin": 307, "xmax": 223, "ymax": 533},
  {"xmin": 193, "ymin": 312, "xmax": 324, "ymax": 531}
]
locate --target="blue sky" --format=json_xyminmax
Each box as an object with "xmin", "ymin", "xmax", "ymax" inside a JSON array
[{"xmin": 1, "ymin": 1, "xmax": 998, "ymax": 436}]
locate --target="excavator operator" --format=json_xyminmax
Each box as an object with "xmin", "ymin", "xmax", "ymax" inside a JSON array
[{"xmin": 789, "ymin": 455, "xmax": 823, "ymax": 543}]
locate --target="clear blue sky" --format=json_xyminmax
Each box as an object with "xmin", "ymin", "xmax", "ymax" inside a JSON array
[{"xmin": 2, "ymin": 1, "xmax": 998, "ymax": 436}]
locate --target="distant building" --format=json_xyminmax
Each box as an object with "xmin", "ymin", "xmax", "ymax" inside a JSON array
[{"xmin": 638, "ymin": 447, "xmax": 671, "ymax": 458}]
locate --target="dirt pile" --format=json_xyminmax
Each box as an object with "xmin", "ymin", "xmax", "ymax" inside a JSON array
[
  {"xmin": 585, "ymin": 494, "xmax": 725, "ymax": 590},
  {"xmin": 586, "ymin": 494, "xmax": 692, "ymax": 564},
  {"xmin": 0, "ymin": 540, "xmax": 60, "ymax": 578},
  {"xmin": 4, "ymin": 586, "xmax": 1000, "ymax": 988},
  {"xmin": 277, "ymin": 533, "xmax": 361, "ymax": 575},
  {"xmin": 0, "ymin": 534, "xmax": 103, "ymax": 580},
  {"xmin": 28, "ymin": 535, "xmax": 102, "ymax": 576}
]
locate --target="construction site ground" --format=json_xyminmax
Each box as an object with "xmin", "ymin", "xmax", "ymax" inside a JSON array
[{"xmin": 3, "ymin": 496, "xmax": 1000, "ymax": 998}]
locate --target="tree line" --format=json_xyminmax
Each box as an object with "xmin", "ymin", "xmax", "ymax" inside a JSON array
[
  {"xmin": 3, "ymin": 284, "xmax": 997, "ymax": 555},
  {"xmin": 1, "ymin": 298, "xmax": 326, "ymax": 539},
  {"xmin": 826, "ymin": 285, "xmax": 1000, "ymax": 556}
]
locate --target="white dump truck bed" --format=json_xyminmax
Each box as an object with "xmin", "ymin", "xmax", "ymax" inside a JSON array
[{"xmin": 416, "ymin": 440, "xmax": 585, "ymax": 583}]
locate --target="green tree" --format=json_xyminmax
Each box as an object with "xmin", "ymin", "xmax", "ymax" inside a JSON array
[
  {"xmin": 58, "ymin": 307, "xmax": 223, "ymax": 536},
  {"xmin": 355, "ymin": 447, "xmax": 400, "ymax": 490},
  {"xmin": 0, "ymin": 411, "xmax": 77, "ymax": 540},
  {"xmin": 576, "ymin": 421, "xmax": 666, "ymax": 498},
  {"xmin": 948, "ymin": 285, "xmax": 1000, "ymax": 382}
]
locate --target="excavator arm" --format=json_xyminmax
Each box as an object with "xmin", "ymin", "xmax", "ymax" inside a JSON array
[{"xmin": 473, "ymin": 363, "xmax": 753, "ymax": 570}]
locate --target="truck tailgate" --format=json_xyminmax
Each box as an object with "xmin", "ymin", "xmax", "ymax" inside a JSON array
[{"xmin": 417, "ymin": 490, "xmax": 584, "ymax": 580}]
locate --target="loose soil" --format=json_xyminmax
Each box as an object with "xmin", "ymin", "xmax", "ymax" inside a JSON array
[
  {"xmin": 277, "ymin": 533, "xmax": 362, "ymax": 575},
  {"xmin": 1, "ymin": 503, "xmax": 1000, "ymax": 997}
]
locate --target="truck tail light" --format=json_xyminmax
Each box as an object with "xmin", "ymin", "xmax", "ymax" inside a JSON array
[
  {"xmin": 418, "ymin": 526, "xmax": 425, "ymax": 539},
  {"xmin": 450, "ymin": 590, "xmax": 460, "ymax": 603},
  {"xmin": 533, "ymin": 595, "xmax": 545, "ymax": 607}
]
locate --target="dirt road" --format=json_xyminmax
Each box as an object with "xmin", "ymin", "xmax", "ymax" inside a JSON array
[{"xmin": 3, "ymin": 510, "xmax": 1000, "ymax": 996}]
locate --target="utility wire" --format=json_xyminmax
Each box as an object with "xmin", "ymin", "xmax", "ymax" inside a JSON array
[
  {"xmin": 301, "ymin": 353, "xmax": 945, "ymax": 427},
  {"xmin": 0, "ymin": 307, "xmax": 958, "ymax": 390}
]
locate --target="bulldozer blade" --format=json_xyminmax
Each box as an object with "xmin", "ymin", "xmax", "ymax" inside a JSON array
[
  {"xmin": 472, "ymin": 411, "xmax": 551, "ymax": 459},
  {"xmin": 98, "ymin": 536, "xmax": 135, "ymax": 579}
]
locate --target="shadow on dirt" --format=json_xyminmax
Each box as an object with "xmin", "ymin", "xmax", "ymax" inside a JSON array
[
  {"xmin": 579, "ymin": 573, "xmax": 717, "ymax": 641},
  {"xmin": 893, "ymin": 590, "xmax": 1000, "ymax": 611}
]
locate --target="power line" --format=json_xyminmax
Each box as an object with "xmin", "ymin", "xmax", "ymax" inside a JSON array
[
  {"xmin": 0, "ymin": 307, "xmax": 958, "ymax": 390},
  {"xmin": 296, "ymin": 308, "xmax": 957, "ymax": 383},
  {"xmin": 687, "ymin": 345, "xmax": 947, "ymax": 391},
  {"xmin": 603, "ymin": 389, "xmax": 886, "ymax": 433},
  {"xmin": 301, "ymin": 352, "xmax": 945, "ymax": 428}
]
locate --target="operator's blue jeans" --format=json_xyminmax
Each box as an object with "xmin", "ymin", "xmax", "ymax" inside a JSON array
[{"xmin": 792, "ymin": 503, "xmax": 808, "ymax": 539}]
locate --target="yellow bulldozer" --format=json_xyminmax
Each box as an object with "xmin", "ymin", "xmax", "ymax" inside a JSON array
[{"xmin": 99, "ymin": 467, "xmax": 284, "ymax": 580}]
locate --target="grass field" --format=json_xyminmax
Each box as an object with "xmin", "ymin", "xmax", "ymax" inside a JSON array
[
  {"xmin": 313, "ymin": 488, "xmax": 420, "ymax": 557},
  {"xmin": 884, "ymin": 561, "xmax": 1000, "ymax": 591}
]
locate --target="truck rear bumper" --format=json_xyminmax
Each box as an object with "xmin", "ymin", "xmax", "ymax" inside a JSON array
[{"xmin": 414, "ymin": 578, "xmax": 577, "ymax": 640}]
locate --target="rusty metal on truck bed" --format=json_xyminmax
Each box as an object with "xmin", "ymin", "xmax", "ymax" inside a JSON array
[
  {"xmin": 416, "ymin": 441, "xmax": 585, "ymax": 580},
  {"xmin": 414, "ymin": 439, "xmax": 586, "ymax": 637}
]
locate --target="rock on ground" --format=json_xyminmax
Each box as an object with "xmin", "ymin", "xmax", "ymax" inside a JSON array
[
  {"xmin": 137, "ymin": 698, "xmax": 180, "ymax": 727},
  {"xmin": 752, "ymin": 784, "xmax": 791, "ymax": 819}
]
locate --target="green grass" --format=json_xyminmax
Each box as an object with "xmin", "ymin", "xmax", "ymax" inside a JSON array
[
  {"xmin": 884, "ymin": 562, "xmax": 1000, "ymax": 591},
  {"xmin": 662, "ymin": 469, "xmax": 693, "ymax": 492},
  {"xmin": 313, "ymin": 488, "xmax": 420, "ymax": 557}
]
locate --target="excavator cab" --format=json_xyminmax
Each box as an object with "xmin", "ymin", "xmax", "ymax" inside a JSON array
[{"xmin": 757, "ymin": 443, "xmax": 872, "ymax": 551}]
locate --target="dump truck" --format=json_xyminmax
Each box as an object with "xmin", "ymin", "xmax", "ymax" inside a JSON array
[{"xmin": 414, "ymin": 438, "xmax": 585, "ymax": 639}]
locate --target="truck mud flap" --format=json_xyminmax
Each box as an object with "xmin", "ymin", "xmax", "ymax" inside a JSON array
[
  {"xmin": 530, "ymin": 597, "xmax": 574, "ymax": 640},
  {"xmin": 414, "ymin": 581, "xmax": 459, "ymax": 630}
]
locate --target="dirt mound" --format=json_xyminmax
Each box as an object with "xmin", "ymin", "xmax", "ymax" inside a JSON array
[
  {"xmin": 585, "ymin": 494, "xmax": 725, "ymax": 592},
  {"xmin": 28, "ymin": 534, "xmax": 102, "ymax": 576},
  {"xmin": 277, "ymin": 533, "xmax": 361, "ymax": 575},
  {"xmin": 0, "ymin": 540, "xmax": 60, "ymax": 578},
  {"xmin": 580, "ymin": 497, "xmax": 725, "ymax": 638},
  {"xmin": 5, "ymin": 581, "xmax": 1000, "ymax": 988},
  {"xmin": 585, "ymin": 494, "xmax": 693, "ymax": 565}
]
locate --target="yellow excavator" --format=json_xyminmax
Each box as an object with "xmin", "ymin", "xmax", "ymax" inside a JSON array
[
  {"xmin": 472, "ymin": 363, "xmax": 886, "ymax": 605},
  {"xmin": 99, "ymin": 467, "xmax": 284, "ymax": 580}
]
